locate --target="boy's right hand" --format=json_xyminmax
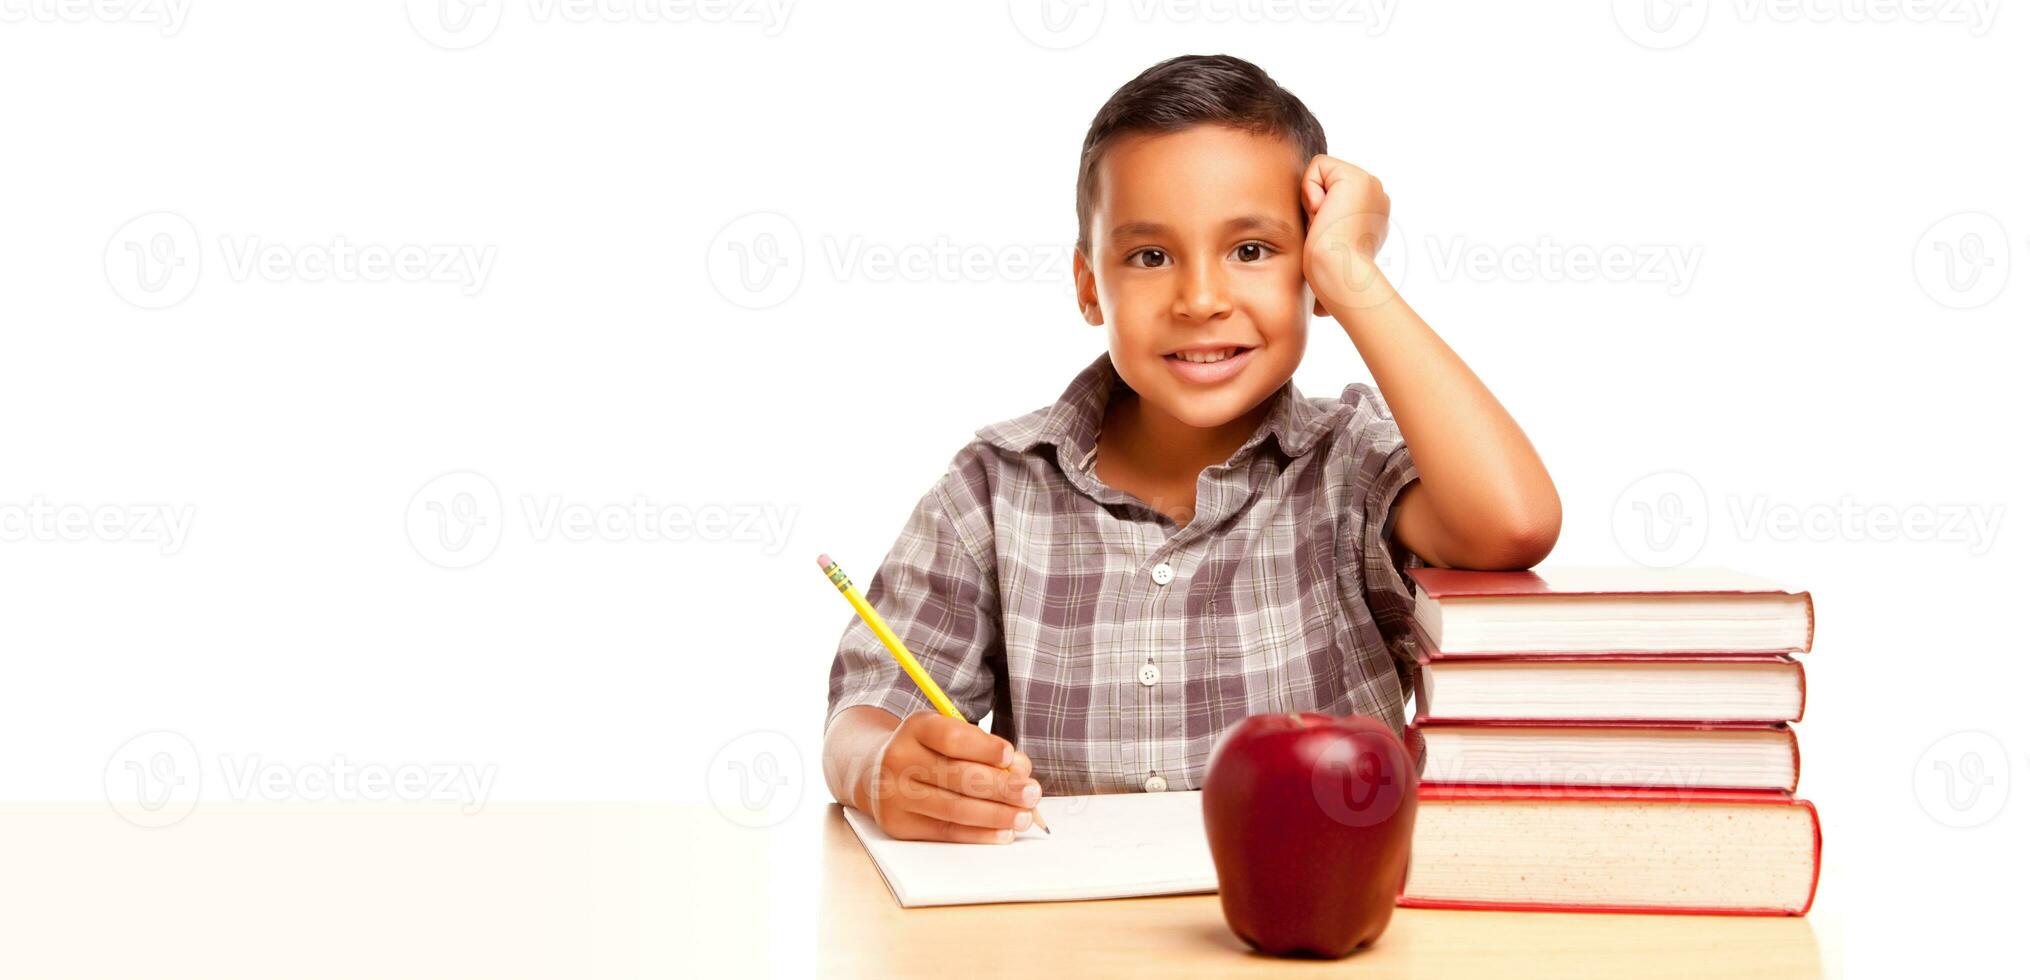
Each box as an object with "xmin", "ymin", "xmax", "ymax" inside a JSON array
[{"xmin": 868, "ymin": 710, "xmax": 1042, "ymax": 844}]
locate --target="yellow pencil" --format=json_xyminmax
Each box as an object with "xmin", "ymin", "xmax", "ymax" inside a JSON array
[{"xmin": 817, "ymin": 553, "xmax": 1050, "ymax": 835}]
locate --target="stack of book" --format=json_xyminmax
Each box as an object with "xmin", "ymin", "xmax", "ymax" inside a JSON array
[{"xmin": 1397, "ymin": 568, "xmax": 1820, "ymax": 916}]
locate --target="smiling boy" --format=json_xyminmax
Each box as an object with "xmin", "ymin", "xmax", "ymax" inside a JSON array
[{"xmin": 823, "ymin": 55, "xmax": 1560, "ymax": 843}]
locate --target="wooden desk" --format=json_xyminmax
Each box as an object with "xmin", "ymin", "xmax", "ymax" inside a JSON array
[
  {"xmin": 0, "ymin": 802, "xmax": 1828, "ymax": 977},
  {"xmin": 817, "ymin": 804, "xmax": 1827, "ymax": 979}
]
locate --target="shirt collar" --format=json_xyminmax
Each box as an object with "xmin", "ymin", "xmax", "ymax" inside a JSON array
[{"xmin": 979, "ymin": 352, "xmax": 1334, "ymax": 475}]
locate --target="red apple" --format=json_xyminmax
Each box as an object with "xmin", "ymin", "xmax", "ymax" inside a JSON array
[{"xmin": 1201, "ymin": 712, "xmax": 1419, "ymax": 959}]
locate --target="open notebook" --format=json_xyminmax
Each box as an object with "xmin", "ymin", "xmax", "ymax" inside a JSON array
[{"xmin": 841, "ymin": 790, "xmax": 1218, "ymax": 907}]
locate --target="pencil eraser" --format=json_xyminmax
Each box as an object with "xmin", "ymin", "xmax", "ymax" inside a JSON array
[{"xmin": 816, "ymin": 553, "xmax": 833, "ymax": 569}]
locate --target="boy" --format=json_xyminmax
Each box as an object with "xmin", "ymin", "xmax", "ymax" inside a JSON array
[{"xmin": 822, "ymin": 55, "xmax": 1560, "ymax": 844}]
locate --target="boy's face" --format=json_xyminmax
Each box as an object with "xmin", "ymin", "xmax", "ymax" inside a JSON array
[{"xmin": 1075, "ymin": 125, "xmax": 1311, "ymax": 431}]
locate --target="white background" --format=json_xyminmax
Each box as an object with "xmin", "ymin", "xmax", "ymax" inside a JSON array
[{"xmin": 3, "ymin": 1, "xmax": 2024, "ymax": 976}]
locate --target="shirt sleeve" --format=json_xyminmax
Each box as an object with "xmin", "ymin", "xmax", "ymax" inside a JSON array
[
  {"xmin": 824, "ymin": 471, "xmax": 1002, "ymax": 733},
  {"xmin": 1340, "ymin": 385, "xmax": 1425, "ymax": 707}
]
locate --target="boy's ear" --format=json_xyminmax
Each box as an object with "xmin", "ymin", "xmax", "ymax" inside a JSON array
[{"xmin": 1072, "ymin": 246, "xmax": 1104, "ymax": 326}]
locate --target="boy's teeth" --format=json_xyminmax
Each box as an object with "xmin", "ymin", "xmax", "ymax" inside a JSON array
[{"xmin": 1176, "ymin": 348, "xmax": 1237, "ymax": 364}]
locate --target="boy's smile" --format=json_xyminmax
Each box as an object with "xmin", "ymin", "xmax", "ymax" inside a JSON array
[
  {"xmin": 1163, "ymin": 343, "xmax": 1255, "ymax": 385},
  {"xmin": 1074, "ymin": 124, "xmax": 1312, "ymax": 435}
]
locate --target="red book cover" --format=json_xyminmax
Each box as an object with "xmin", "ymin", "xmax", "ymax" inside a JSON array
[
  {"xmin": 1410, "ymin": 620, "xmax": 1813, "ymax": 665},
  {"xmin": 1407, "ymin": 721, "xmax": 1801, "ymax": 793},
  {"xmin": 1410, "ymin": 566, "xmax": 1807, "ymax": 600},
  {"xmin": 1409, "ymin": 640, "xmax": 1808, "ymax": 724},
  {"xmin": 1407, "ymin": 567, "xmax": 1816, "ymax": 655},
  {"xmin": 1399, "ymin": 784, "xmax": 1821, "ymax": 916}
]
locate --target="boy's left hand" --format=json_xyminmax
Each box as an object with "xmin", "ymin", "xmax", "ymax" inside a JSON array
[{"xmin": 1301, "ymin": 154, "xmax": 1395, "ymax": 314}]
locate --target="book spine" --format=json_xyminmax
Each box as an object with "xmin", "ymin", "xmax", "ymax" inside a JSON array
[
  {"xmin": 1394, "ymin": 896, "xmax": 1809, "ymax": 916},
  {"xmin": 1396, "ymin": 794, "xmax": 1821, "ymax": 916}
]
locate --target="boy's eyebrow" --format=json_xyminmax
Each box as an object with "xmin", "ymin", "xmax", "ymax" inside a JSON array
[{"xmin": 1107, "ymin": 215, "xmax": 1299, "ymax": 241}]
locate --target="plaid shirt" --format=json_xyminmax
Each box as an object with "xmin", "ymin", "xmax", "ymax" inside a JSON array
[{"xmin": 826, "ymin": 353, "xmax": 1423, "ymax": 796}]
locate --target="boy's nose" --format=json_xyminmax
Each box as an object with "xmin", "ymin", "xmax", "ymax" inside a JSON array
[{"xmin": 1172, "ymin": 257, "xmax": 1232, "ymax": 321}]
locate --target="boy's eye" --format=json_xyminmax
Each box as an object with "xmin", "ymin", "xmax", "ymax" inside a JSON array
[
  {"xmin": 1132, "ymin": 248, "xmax": 1169, "ymax": 269},
  {"xmin": 1232, "ymin": 242, "xmax": 1270, "ymax": 263}
]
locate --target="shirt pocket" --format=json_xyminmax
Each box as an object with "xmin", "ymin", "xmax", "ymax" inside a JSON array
[{"xmin": 1207, "ymin": 582, "xmax": 1351, "ymax": 721}]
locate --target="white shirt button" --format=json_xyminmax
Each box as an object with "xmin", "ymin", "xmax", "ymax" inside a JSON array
[
  {"xmin": 1150, "ymin": 562, "xmax": 1174, "ymax": 585},
  {"xmin": 1136, "ymin": 662, "xmax": 1160, "ymax": 687},
  {"xmin": 1144, "ymin": 774, "xmax": 1168, "ymax": 793}
]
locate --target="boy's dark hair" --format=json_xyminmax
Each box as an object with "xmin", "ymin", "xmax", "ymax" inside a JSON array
[{"xmin": 1075, "ymin": 54, "xmax": 1327, "ymax": 255}]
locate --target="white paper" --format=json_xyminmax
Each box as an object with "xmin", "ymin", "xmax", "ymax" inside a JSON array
[{"xmin": 841, "ymin": 790, "xmax": 1219, "ymax": 907}]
